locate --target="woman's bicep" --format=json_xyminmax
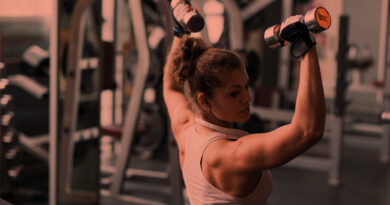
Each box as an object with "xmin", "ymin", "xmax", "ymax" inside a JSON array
[{"xmin": 231, "ymin": 124, "xmax": 319, "ymax": 171}]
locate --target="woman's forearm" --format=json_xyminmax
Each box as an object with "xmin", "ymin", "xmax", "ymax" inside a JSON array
[
  {"xmin": 291, "ymin": 47, "xmax": 326, "ymax": 138},
  {"xmin": 163, "ymin": 36, "xmax": 185, "ymax": 92}
]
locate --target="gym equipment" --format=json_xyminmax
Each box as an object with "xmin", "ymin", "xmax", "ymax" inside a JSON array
[
  {"xmin": 21, "ymin": 45, "xmax": 49, "ymax": 76},
  {"xmin": 264, "ymin": 7, "xmax": 331, "ymax": 50},
  {"xmin": 347, "ymin": 44, "xmax": 373, "ymax": 69},
  {"xmin": 171, "ymin": 0, "xmax": 205, "ymax": 33},
  {"xmin": 0, "ymin": 60, "xmax": 10, "ymax": 195},
  {"xmin": 56, "ymin": 0, "xmax": 101, "ymax": 204},
  {"xmin": 378, "ymin": 0, "xmax": 390, "ymax": 163},
  {"xmin": 7, "ymin": 75, "xmax": 48, "ymax": 100},
  {"xmin": 101, "ymin": 0, "xmax": 185, "ymax": 204}
]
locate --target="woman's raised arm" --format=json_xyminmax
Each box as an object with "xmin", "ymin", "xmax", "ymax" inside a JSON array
[{"xmin": 163, "ymin": 36, "xmax": 195, "ymax": 144}]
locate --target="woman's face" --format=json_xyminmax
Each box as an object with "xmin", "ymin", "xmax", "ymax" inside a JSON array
[{"xmin": 207, "ymin": 67, "xmax": 251, "ymax": 124}]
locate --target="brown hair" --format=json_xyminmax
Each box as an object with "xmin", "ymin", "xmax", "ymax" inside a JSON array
[{"xmin": 172, "ymin": 36, "xmax": 245, "ymax": 108}]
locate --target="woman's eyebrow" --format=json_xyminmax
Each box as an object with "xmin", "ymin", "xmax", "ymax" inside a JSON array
[{"xmin": 228, "ymin": 85, "xmax": 241, "ymax": 89}]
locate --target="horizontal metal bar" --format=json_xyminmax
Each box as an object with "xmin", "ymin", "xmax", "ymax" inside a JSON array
[
  {"xmin": 346, "ymin": 123, "xmax": 384, "ymax": 134},
  {"xmin": 250, "ymin": 106, "xmax": 294, "ymax": 122},
  {"xmin": 101, "ymin": 165, "xmax": 168, "ymax": 179},
  {"xmin": 284, "ymin": 156, "xmax": 332, "ymax": 172},
  {"xmin": 100, "ymin": 189, "xmax": 166, "ymax": 205},
  {"xmin": 242, "ymin": 0, "xmax": 275, "ymax": 20},
  {"xmin": 19, "ymin": 134, "xmax": 49, "ymax": 163}
]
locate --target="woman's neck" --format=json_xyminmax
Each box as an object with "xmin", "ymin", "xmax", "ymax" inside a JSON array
[{"xmin": 199, "ymin": 112, "xmax": 233, "ymax": 128}]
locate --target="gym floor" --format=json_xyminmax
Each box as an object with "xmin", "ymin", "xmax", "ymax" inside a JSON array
[
  {"xmin": 3, "ymin": 134, "xmax": 389, "ymax": 205},
  {"xmin": 98, "ymin": 136, "xmax": 390, "ymax": 205}
]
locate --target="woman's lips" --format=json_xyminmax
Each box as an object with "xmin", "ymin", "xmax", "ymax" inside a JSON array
[{"xmin": 241, "ymin": 107, "xmax": 250, "ymax": 113}]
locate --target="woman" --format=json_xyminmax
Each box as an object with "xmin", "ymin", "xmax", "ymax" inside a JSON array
[{"xmin": 163, "ymin": 18, "xmax": 326, "ymax": 205}]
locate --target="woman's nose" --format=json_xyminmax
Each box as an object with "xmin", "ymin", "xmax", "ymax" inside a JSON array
[{"xmin": 242, "ymin": 89, "xmax": 251, "ymax": 104}]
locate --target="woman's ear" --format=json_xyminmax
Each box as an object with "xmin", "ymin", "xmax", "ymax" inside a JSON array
[{"xmin": 197, "ymin": 92, "xmax": 210, "ymax": 111}]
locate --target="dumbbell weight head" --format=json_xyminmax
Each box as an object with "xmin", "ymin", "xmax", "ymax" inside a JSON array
[
  {"xmin": 171, "ymin": 0, "xmax": 205, "ymax": 33},
  {"xmin": 2, "ymin": 130, "xmax": 17, "ymax": 145},
  {"xmin": 358, "ymin": 44, "xmax": 373, "ymax": 68},
  {"xmin": 0, "ymin": 62, "xmax": 4, "ymax": 76},
  {"xmin": 0, "ymin": 95, "xmax": 12, "ymax": 110},
  {"xmin": 304, "ymin": 7, "xmax": 331, "ymax": 33},
  {"xmin": 1, "ymin": 112, "xmax": 14, "ymax": 128},
  {"xmin": 264, "ymin": 24, "xmax": 288, "ymax": 49},
  {"xmin": 348, "ymin": 44, "xmax": 373, "ymax": 69},
  {"xmin": 22, "ymin": 45, "xmax": 49, "ymax": 76},
  {"xmin": 0, "ymin": 79, "xmax": 8, "ymax": 95}
]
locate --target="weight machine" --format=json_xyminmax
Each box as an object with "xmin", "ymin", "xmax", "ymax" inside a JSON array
[{"xmin": 98, "ymin": 0, "xmax": 184, "ymax": 204}]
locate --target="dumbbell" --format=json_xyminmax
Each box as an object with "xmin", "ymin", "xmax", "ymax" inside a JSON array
[
  {"xmin": 0, "ymin": 95, "xmax": 12, "ymax": 111},
  {"xmin": 1, "ymin": 111, "xmax": 13, "ymax": 130},
  {"xmin": 0, "ymin": 78, "xmax": 8, "ymax": 91},
  {"xmin": 347, "ymin": 44, "xmax": 373, "ymax": 69},
  {"xmin": 0, "ymin": 62, "xmax": 4, "ymax": 76},
  {"xmin": 264, "ymin": 7, "xmax": 331, "ymax": 50},
  {"xmin": 171, "ymin": 0, "xmax": 205, "ymax": 33},
  {"xmin": 2, "ymin": 130, "xmax": 17, "ymax": 145},
  {"xmin": 22, "ymin": 45, "xmax": 49, "ymax": 76}
]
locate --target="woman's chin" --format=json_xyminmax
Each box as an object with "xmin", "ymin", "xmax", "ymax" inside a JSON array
[{"xmin": 237, "ymin": 113, "xmax": 251, "ymax": 122}]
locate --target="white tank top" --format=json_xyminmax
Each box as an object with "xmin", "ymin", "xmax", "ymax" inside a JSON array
[{"xmin": 182, "ymin": 118, "xmax": 273, "ymax": 205}]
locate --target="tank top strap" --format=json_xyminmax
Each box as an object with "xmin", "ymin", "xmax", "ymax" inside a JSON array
[{"xmin": 199, "ymin": 133, "xmax": 238, "ymax": 158}]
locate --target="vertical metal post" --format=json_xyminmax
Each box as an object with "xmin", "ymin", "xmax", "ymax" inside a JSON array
[
  {"xmin": 277, "ymin": 0, "xmax": 292, "ymax": 91},
  {"xmin": 221, "ymin": 0, "xmax": 244, "ymax": 51},
  {"xmin": 58, "ymin": 0, "xmax": 98, "ymax": 203},
  {"xmin": 328, "ymin": 115, "xmax": 342, "ymax": 186},
  {"xmin": 335, "ymin": 16, "xmax": 349, "ymax": 116},
  {"xmin": 101, "ymin": 0, "xmax": 117, "ymax": 125},
  {"xmin": 377, "ymin": 0, "xmax": 390, "ymax": 102},
  {"xmin": 49, "ymin": 1, "xmax": 59, "ymax": 204},
  {"xmin": 380, "ymin": 0, "xmax": 390, "ymax": 163}
]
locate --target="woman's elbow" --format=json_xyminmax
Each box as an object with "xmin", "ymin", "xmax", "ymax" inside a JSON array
[{"xmin": 304, "ymin": 125, "xmax": 325, "ymax": 141}]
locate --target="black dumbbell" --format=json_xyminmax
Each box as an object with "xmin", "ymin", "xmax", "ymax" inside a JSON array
[
  {"xmin": 264, "ymin": 7, "xmax": 331, "ymax": 49},
  {"xmin": 22, "ymin": 45, "xmax": 50, "ymax": 76}
]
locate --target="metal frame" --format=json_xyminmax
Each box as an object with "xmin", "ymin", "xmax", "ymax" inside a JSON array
[
  {"xmin": 278, "ymin": 0, "xmax": 293, "ymax": 91},
  {"xmin": 49, "ymin": 0, "xmax": 58, "ymax": 204},
  {"xmin": 58, "ymin": 0, "xmax": 99, "ymax": 203},
  {"xmin": 242, "ymin": 0, "xmax": 275, "ymax": 21},
  {"xmin": 340, "ymin": 2, "xmax": 390, "ymax": 163},
  {"xmin": 380, "ymin": 0, "xmax": 390, "ymax": 163},
  {"xmin": 221, "ymin": 0, "xmax": 244, "ymax": 51},
  {"xmin": 109, "ymin": 0, "xmax": 154, "ymax": 203},
  {"xmin": 105, "ymin": 1, "xmax": 185, "ymax": 204}
]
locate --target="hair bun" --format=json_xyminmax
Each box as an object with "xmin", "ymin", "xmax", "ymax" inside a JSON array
[{"xmin": 176, "ymin": 36, "xmax": 209, "ymax": 82}]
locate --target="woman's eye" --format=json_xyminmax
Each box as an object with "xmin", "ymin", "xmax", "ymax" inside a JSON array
[{"xmin": 230, "ymin": 91, "xmax": 240, "ymax": 97}]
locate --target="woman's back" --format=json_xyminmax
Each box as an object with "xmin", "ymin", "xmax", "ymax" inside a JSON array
[{"xmin": 180, "ymin": 119, "xmax": 272, "ymax": 205}]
